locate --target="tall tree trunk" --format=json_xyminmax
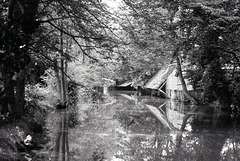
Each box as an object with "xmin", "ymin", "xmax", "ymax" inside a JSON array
[
  {"xmin": 2, "ymin": 70, "xmax": 15, "ymax": 116},
  {"xmin": 54, "ymin": 59, "xmax": 63, "ymax": 100},
  {"xmin": 15, "ymin": 69, "xmax": 26, "ymax": 119},
  {"xmin": 0, "ymin": 0, "xmax": 40, "ymax": 118},
  {"xmin": 64, "ymin": 59, "xmax": 68, "ymax": 102},
  {"xmin": 60, "ymin": 59, "xmax": 67, "ymax": 104},
  {"xmin": 56, "ymin": 21, "xmax": 68, "ymax": 107},
  {"xmin": 176, "ymin": 57, "xmax": 200, "ymax": 105},
  {"xmin": 60, "ymin": 23, "xmax": 67, "ymax": 105}
]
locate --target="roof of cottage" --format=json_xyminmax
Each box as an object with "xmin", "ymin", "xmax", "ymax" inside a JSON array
[{"xmin": 144, "ymin": 64, "xmax": 176, "ymax": 90}]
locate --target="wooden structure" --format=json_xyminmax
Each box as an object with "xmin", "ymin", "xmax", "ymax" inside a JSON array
[{"xmin": 144, "ymin": 63, "xmax": 193, "ymax": 101}]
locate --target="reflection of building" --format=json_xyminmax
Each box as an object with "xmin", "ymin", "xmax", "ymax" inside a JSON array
[
  {"xmin": 144, "ymin": 63, "xmax": 193, "ymax": 101},
  {"xmin": 146, "ymin": 100, "xmax": 193, "ymax": 131},
  {"xmin": 166, "ymin": 101, "xmax": 185, "ymax": 130}
]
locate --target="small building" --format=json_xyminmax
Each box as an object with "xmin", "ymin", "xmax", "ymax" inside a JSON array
[
  {"xmin": 132, "ymin": 79, "xmax": 165, "ymax": 97},
  {"xmin": 144, "ymin": 63, "xmax": 193, "ymax": 101}
]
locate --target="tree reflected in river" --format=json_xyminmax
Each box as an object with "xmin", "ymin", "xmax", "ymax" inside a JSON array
[{"xmin": 68, "ymin": 91, "xmax": 240, "ymax": 161}]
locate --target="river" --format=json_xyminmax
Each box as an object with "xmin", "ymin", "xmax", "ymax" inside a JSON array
[{"xmin": 44, "ymin": 90, "xmax": 240, "ymax": 161}]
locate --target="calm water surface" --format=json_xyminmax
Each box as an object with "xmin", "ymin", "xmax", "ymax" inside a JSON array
[{"xmin": 68, "ymin": 90, "xmax": 240, "ymax": 161}]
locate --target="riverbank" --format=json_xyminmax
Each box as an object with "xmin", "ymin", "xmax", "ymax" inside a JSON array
[{"xmin": 0, "ymin": 103, "xmax": 48, "ymax": 160}]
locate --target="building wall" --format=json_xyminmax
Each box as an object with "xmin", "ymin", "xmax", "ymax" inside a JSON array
[{"xmin": 166, "ymin": 68, "xmax": 193, "ymax": 101}]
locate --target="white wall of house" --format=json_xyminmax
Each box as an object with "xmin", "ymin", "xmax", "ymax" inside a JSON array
[{"xmin": 166, "ymin": 68, "xmax": 193, "ymax": 100}]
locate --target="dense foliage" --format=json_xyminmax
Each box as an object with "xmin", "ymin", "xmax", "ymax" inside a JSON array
[
  {"xmin": 0, "ymin": 0, "xmax": 119, "ymax": 120},
  {"xmin": 1, "ymin": 0, "xmax": 240, "ymax": 120},
  {"xmin": 177, "ymin": 1, "xmax": 240, "ymax": 108},
  {"xmin": 122, "ymin": 0, "xmax": 240, "ymax": 111}
]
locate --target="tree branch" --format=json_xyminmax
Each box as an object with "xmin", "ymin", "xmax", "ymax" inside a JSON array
[
  {"xmin": 176, "ymin": 56, "xmax": 201, "ymax": 105},
  {"xmin": 48, "ymin": 21, "xmax": 98, "ymax": 62}
]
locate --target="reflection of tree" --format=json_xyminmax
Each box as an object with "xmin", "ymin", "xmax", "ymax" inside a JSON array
[
  {"xmin": 157, "ymin": 100, "xmax": 235, "ymax": 160},
  {"xmin": 70, "ymin": 93, "xmax": 240, "ymax": 160},
  {"xmin": 117, "ymin": 93, "xmax": 240, "ymax": 160},
  {"xmin": 54, "ymin": 109, "xmax": 69, "ymax": 161},
  {"xmin": 221, "ymin": 139, "xmax": 240, "ymax": 160},
  {"xmin": 173, "ymin": 132, "xmax": 225, "ymax": 160},
  {"xmin": 115, "ymin": 111, "xmax": 164, "ymax": 134}
]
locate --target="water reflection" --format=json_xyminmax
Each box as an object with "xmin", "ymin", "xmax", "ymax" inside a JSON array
[
  {"xmin": 68, "ymin": 90, "xmax": 240, "ymax": 161},
  {"xmin": 53, "ymin": 109, "xmax": 69, "ymax": 161}
]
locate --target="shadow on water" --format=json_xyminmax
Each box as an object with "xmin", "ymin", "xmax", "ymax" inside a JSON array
[{"xmin": 67, "ymin": 90, "xmax": 240, "ymax": 161}]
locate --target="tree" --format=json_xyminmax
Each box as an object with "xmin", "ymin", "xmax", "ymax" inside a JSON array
[
  {"xmin": 0, "ymin": 0, "xmax": 120, "ymax": 119},
  {"xmin": 176, "ymin": 1, "xmax": 240, "ymax": 109},
  {"xmin": 121, "ymin": 0, "xmax": 240, "ymax": 110},
  {"xmin": 111, "ymin": 0, "xmax": 175, "ymax": 84},
  {"xmin": 0, "ymin": 0, "xmax": 40, "ymax": 119},
  {"xmin": 119, "ymin": 0, "xmax": 197, "ymax": 100},
  {"xmin": 37, "ymin": 0, "xmax": 120, "ymax": 103}
]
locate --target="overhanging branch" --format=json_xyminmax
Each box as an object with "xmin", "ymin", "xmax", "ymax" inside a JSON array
[{"xmin": 48, "ymin": 21, "xmax": 98, "ymax": 62}]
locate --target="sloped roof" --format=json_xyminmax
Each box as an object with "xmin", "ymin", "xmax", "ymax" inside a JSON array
[
  {"xmin": 117, "ymin": 81, "xmax": 134, "ymax": 87},
  {"xmin": 132, "ymin": 79, "xmax": 145, "ymax": 89},
  {"xmin": 144, "ymin": 64, "xmax": 176, "ymax": 89}
]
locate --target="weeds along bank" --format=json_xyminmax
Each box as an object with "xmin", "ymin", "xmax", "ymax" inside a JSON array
[
  {"xmin": 0, "ymin": 63, "xmax": 108, "ymax": 160},
  {"xmin": 0, "ymin": 72, "xmax": 63, "ymax": 160},
  {"xmin": 0, "ymin": 89, "xmax": 47, "ymax": 161}
]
